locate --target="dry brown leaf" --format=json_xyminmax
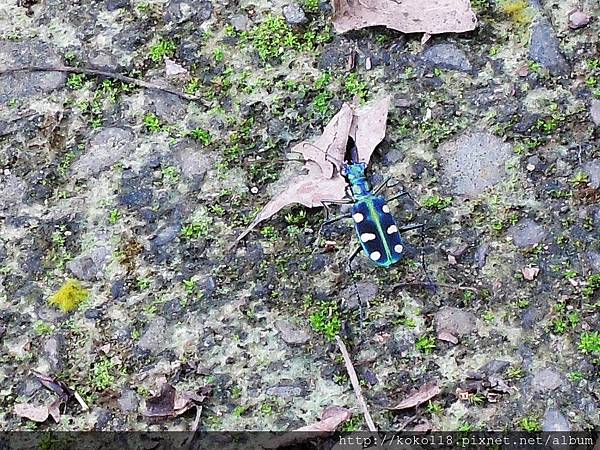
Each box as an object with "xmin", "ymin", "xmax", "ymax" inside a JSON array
[
  {"xmin": 232, "ymin": 97, "xmax": 391, "ymax": 247},
  {"xmin": 143, "ymin": 382, "xmax": 204, "ymax": 420},
  {"xmin": 47, "ymin": 398, "xmax": 62, "ymax": 423},
  {"xmin": 14, "ymin": 403, "xmax": 50, "ymax": 422},
  {"xmin": 388, "ymin": 381, "xmax": 441, "ymax": 410},
  {"xmin": 332, "ymin": 0, "xmax": 477, "ymax": 35},
  {"xmin": 263, "ymin": 406, "xmax": 351, "ymax": 448}
]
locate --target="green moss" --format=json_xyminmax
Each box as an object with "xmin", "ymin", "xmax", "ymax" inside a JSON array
[
  {"xmin": 48, "ymin": 279, "xmax": 89, "ymax": 312},
  {"xmin": 498, "ymin": 0, "xmax": 532, "ymax": 26},
  {"xmin": 149, "ymin": 38, "xmax": 176, "ymax": 62},
  {"xmin": 308, "ymin": 302, "xmax": 341, "ymax": 342}
]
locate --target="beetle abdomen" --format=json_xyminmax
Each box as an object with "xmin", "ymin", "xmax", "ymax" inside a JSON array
[{"xmin": 351, "ymin": 196, "xmax": 405, "ymax": 268}]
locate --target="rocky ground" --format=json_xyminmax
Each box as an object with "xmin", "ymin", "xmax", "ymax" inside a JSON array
[{"xmin": 0, "ymin": 0, "xmax": 599, "ymax": 434}]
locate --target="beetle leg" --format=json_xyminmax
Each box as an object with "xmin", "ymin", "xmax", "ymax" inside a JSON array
[{"xmin": 398, "ymin": 223, "xmax": 425, "ymax": 233}]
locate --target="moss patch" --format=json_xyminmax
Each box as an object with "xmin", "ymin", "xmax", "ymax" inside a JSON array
[{"xmin": 48, "ymin": 279, "xmax": 90, "ymax": 312}]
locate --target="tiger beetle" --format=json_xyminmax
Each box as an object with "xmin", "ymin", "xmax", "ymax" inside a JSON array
[{"xmin": 319, "ymin": 137, "xmax": 427, "ymax": 271}]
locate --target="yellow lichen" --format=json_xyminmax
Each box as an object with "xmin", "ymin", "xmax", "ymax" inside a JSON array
[
  {"xmin": 48, "ymin": 279, "xmax": 89, "ymax": 312},
  {"xmin": 498, "ymin": 0, "xmax": 533, "ymax": 26}
]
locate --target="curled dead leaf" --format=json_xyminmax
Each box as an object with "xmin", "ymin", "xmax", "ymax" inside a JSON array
[
  {"xmin": 332, "ymin": 0, "xmax": 477, "ymax": 35},
  {"xmin": 143, "ymin": 382, "xmax": 204, "ymax": 421},
  {"xmin": 263, "ymin": 406, "xmax": 351, "ymax": 449},
  {"xmin": 388, "ymin": 381, "xmax": 441, "ymax": 410}
]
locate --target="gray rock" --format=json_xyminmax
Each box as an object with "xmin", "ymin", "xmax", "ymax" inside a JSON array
[
  {"xmin": 282, "ymin": 4, "xmax": 307, "ymax": 25},
  {"xmin": 478, "ymin": 360, "xmax": 510, "ymax": 375},
  {"xmin": 434, "ymin": 307, "xmax": 476, "ymax": 336},
  {"xmin": 266, "ymin": 384, "xmax": 304, "ymax": 397},
  {"xmin": 67, "ymin": 247, "xmax": 110, "ymax": 281},
  {"xmin": 422, "ymin": 43, "xmax": 471, "ymax": 72},
  {"xmin": 230, "ymin": 14, "xmax": 249, "ymax": 31},
  {"xmin": 0, "ymin": 41, "xmax": 66, "ymax": 102},
  {"xmin": 543, "ymin": 408, "xmax": 571, "ymax": 431},
  {"xmin": 175, "ymin": 139, "xmax": 215, "ymax": 180},
  {"xmin": 582, "ymin": 160, "xmax": 600, "ymax": 188},
  {"xmin": 0, "ymin": 175, "xmax": 26, "ymax": 212},
  {"xmin": 529, "ymin": 18, "xmax": 569, "ymax": 75},
  {"xmin": 137, "ymin": 317, "xmax": 168, "ymax": 352},
  {"xmin": 275, "ymin": 320, "xmax": 310, "ymax": 345},
  {"xmin": 509, "ymin": 219, "xmax": 547, "ymax": 249},
  {"xmin": 532, "ymin": 367, "xmax": 562, "ymax": 392},
  {"xmin": 585, "ymin": 252, "xmax": 600, "ymax": 273},
  {"xmin": 73, "ymin": 128, "xmax": 135, "ymax": 178},
  {"xmin": 105, "ymin": 0, "xmax": 130, "ymax": 10},
  {"xmin": 43, "ymin": 335, "xmax": 64, "ymax": 372},
  {"xmin": 118, "ymin": 389, "xmax": 139, "ymax": 413},
  {"xmin": 591, "ymin": 99, "xmax": 600, "ymax": 126},
  {"xmin": 474, "ymin": 242, "xmax": 489, "ymax": 269},
  {"xmin": 438, "ymin": 132, "xmax": 512, "ymax": 198},
  {"xmin": 164, "ymin": 0, "xmax": 213, "ymax": 25}
]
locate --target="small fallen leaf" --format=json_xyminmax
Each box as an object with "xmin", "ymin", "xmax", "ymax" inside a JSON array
[
  {"xmin": 332, "ymin": 0, "xmax": 477, "ymax": 35},
  {"xmin": 143, "ymin": 383, "xmax": 176, "ymax": 418},
  {"xmin": 143, "ymin": 382, "xmax": 204, "ymax": 420},
  {"xmin": 521, "ymin": 266, "xmax": 539, "ymax": 281},
  {"xmin": 264, "ymin": 406, "xmax": 351, "ymax": 448},
  {"xmin": 32, "ymin": 370, "xmax": 70, "ymax": 402},
  {"xmin": 437, "ymin": 330, "xmax": 458, "ymax": 344},
  {"xmin": 388, "ymin": 381, "xmax": 441, "ymax": 410},
  {"xmin": 47, "ymin": 398, "xmax": 62, "ymax": 423},
  {"xmin": 14, "ymin": 403, "xmax": 49, "ymax": 422}
]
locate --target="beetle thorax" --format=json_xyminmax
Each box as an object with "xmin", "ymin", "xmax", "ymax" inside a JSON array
[{"xmin": 343, "ymin": 163, "xmax": 371, "ymax": 198}]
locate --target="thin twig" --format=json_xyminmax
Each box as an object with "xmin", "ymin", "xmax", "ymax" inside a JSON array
[
  {"xmin": 0, "ymin": 65, "xmax": 204, "ymax": 103},
  {"xmin": 335, "ymin": 335, "xmax": 377, "ymax": 432},
  {"xmin": 395, "ymin": 282, "xmax": 479, "ymax": 293}
]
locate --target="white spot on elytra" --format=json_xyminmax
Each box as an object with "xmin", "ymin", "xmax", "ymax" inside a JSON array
[
  {"xmin": 370, "ymin": 251, "xmax": 381, "ymax": 261},
  {"xmin": 395, "ymin": 244, "xmax": 403, "ymax": 253},
  {"xmin": 382, "ymin": 204, "xmax": 390, "ymax": 213},
  {"xmin": 352, "ymin": 213, "xmax": 364, "ymax": 223},
  {"xmin": 361, "ymin": 233, "xmax": 376, "ymax": 242},
  {"xmin": 387, "ymin": 225, "xmax": 398, "ymax": 234}
]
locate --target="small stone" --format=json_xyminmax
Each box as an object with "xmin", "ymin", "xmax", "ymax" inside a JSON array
[
  {"xmin": 230, "ymin": 14, "xmax": 249, "ymax": 31},
  {"xmin": 43, "ymin": 336, "xmax": 64, "ymax": 371},
  {"xmin": 266, "ymin": 384, "xmax": 303, "ymax": 397},
  {"xmin": 67, "ymin": 247, "xmax": 110, "ymax": 281},
  {"xmin": 118, "ymin": 389, "xmax": 139, "ymax": 413},
  {"xmin": 590, "ymin": 99, "xmax": 600, "ymax": 126},
  {"xmin": 434, "ymin": 307, "xmax": 476, "ymax": 336},
  {"xmin": 568, "ymin": 10, "xmax": 590, "ymax": 30},
  {"xmin": 543, "ymin": 409, "xmax": 571, "ymax": 431},
  {"xmin": 439, "ymin": 132, "xmax": 512, "ymax": 198},
  {"xmin": 532, "ymin": 367, "xmax": 562, "ymax": 392},
  {"xmin": 282, "ymin": 4, "xmax": 307, "ymax": 25},
  {"xmin": 521, "ymin": 266, "xmax": 540, "ymax": 281},
  {"xmin": 582, "ymin": 160, "xmax": 600, "ymax": 188},
  {"xmin": 422, "ymin": 43, "xmax": 472, "ymax": 72},
  {"xmin": 474, "ymin": 242, "xmax": 489, "ymax": 269},
  {"xmin": 509, "ymin": 219, "xmax": 547, "ymax": 249},
  {"xmin": 73, "ymin": 128, "xmax": 135, "ymax": 178},
  {"xmin": 164, "ymin": 0, "xmax": 213, "ymax": 25},
  {"xmin": 529, "ymin": 18, "xmax": 569, "ymax": 75},
  {"xmin": 585, "ymin": 252, "xmax": 600, "ymax": 273},
  {"xmin": 137, "ymin": 317, "xmax": 168, "ymax": 353},
  {"xmin": 275, "ymin": 320, "xmax": 310, "ymax": 345},
  {"xmin": 105, "ymin": 0, "xmax": 130, "ymax": 10},
  {"xmin": 478, "ymin": 360, "xmax": 510, "ymax": 375}
]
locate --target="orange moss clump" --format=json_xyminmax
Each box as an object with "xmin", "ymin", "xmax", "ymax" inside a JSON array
[{"xmin": 48, "ymin": 279, "xmax": 89, "ymax": 312}]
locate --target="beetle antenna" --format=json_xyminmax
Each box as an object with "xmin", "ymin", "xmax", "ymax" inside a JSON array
[{"xmin": 297, "ymin": 142, "xmax": 345, "ymax": 167}]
